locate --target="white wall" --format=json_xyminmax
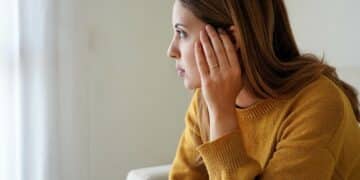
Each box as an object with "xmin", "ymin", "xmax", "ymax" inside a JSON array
[
  {"xmin": 85, "ymin": 1, "xmax": 192, "ymax": 179},
  {"xmin": 57, "ymin": 0, "xmax": 192, "ymax": 179},
  {"xmin": 56, "ymin": 0, "xmax": 359, "ymax": 179},
  {"xmin": 285, "ymin": 0, "xmax": 360, "ymax": 67}
]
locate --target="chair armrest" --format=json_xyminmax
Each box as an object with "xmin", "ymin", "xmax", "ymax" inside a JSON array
[{"xmin": 126, "ymin": 164, "xmax": 172, "ymax": 180}]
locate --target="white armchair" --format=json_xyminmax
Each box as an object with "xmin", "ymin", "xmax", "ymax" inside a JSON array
[{"xmin": 126, "ymin": 164, "xmax": 172, "ymax": 180}]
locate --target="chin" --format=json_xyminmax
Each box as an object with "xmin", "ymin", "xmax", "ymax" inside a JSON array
[{"xmin": 183, "ymin": 78, "xmax": 200, "ymax": 90}]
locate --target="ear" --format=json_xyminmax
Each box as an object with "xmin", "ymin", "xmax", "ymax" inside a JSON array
[{"xmin": 227, "ymin": 25, "xmax": 240, "ymax": 49}]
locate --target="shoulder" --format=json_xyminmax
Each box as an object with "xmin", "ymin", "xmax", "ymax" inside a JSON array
[
  {"xmin": 288, "ymin": 75, "xmax": 347, "ymax": 110},
  {"xmin": 278, "ymin": 75, "xmax": 349, "ymax": 145}
]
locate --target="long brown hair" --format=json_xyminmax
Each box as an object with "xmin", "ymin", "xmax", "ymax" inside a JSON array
[{"xmin": 179, "ymin": 0, "xmax": 359, "ymax": 164}]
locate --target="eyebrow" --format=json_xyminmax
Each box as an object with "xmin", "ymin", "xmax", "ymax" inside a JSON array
[{"xmin": 175, "ymin": 23, "xmax": 187, "ymax": 29}]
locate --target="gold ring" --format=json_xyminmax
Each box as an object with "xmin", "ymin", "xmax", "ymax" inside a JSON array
[{"xmin": 210, "ymin": 64, "xmax": 219, "ymax": 69}]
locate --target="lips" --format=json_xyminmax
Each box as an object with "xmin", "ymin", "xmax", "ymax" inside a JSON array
[
  {"xmin": 176, "ymin": 67, "xmax": 185, "ymax": 72},
  {"xmin": 176, "ymin": 66, "xmax": 185, "ymax": 77},
  {"xmin": 176, "ymin": 65, "xmax": 185, "ymax": 72}
]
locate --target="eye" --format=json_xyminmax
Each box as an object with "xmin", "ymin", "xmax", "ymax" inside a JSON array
[{"xmin": 176, "ymin": 30, "xmax": 187, "ymax": 39}]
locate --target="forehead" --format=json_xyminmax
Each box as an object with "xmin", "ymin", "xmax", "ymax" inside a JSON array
[{"xmin": 171, "ymin": 1, "xmax": 204, "ymax": 28}]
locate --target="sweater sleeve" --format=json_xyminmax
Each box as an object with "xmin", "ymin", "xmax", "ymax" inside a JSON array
[
  {"xmin": 169, "ymin": 89, "xmax": 209, "ymax": 180},
  {"xmin": 196, "ymin": 87, "xmax": 347, "ymax": 180}
]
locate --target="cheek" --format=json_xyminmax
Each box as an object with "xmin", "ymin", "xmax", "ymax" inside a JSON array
[
  {"xmin": 184, "ymin": 46, "xmax": 198, "ymax": 74},
  {"xmin": 184, "ymin": 47, "xmax": 201, "ymax": 88}
]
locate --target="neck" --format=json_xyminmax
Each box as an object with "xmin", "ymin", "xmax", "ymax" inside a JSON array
[{"xmin": 235, "ymin": 88, "xmax": 259, "ymax": 109}]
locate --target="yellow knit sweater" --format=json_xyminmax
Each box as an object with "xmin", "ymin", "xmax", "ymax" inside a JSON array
[{"xmin": 169, "ymin": 75, "xmax": 360, "ymax": 180}]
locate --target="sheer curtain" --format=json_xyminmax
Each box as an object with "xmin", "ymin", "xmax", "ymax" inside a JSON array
[
  {"xmin": 18, "ymin": 0, "xmax": 60, "ymax": 179},
  {"xmin": 0, "ymin": 0, "xmax": 87, "ymax": 179},
  {"xmin": 1, "ymin": 0, "xmax": 59, "ymax": 179},
  {"xmin": 0, "ymin": 0, "xmax": 21, "ymax": 179}
]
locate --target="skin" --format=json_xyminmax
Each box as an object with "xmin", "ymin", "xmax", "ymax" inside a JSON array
[{"xmin": 167, "ymin": 0, "xmax": 260, "ymax": 141}]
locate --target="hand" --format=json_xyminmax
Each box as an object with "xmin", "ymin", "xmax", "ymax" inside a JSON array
[{"xmin": 194, "ymin": 24, "xmax": 243, "ymax": 116}]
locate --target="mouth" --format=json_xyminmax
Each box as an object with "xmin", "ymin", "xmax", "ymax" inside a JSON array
[{"xmin": 176, "ymin": 67, "xmax": 185, "ymax": 77}]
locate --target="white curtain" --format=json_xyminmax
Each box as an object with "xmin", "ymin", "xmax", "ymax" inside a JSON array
[
  {"xmin": 18, "ymin": 0, "xmax": 60, "ymax": 179},
  {"xmin": 1, "ymin": 0, "xmax": 59, "ymax": 179},
  {"xmin": 0, "ymin": 0, "xmax": 88, "ymax": 179},
  {"xmin": 0, "ymin": 0, "xmax": 21, "ymax": 179}
]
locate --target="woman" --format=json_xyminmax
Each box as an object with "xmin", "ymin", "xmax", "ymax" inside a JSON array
[{"xmin": 167, "ymin": 0, "xmax": 360, "ymax": 179}]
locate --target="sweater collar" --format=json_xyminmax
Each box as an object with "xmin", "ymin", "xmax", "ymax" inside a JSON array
[{"xmin": 235, "ymin": 98, "xmax": 281, "ymax": 120}]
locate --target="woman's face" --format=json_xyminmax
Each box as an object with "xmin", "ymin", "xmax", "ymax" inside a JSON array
[{"xmin": 167, "ymin": 0, "xmax": 206, "ymax": 90}]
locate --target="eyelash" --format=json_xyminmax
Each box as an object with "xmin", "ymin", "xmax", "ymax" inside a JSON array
[{"xmin": 176, "ymin": 30, "xmax": 187, "ymax": 39}]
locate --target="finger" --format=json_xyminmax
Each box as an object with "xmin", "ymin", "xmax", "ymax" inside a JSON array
[
  {"xmin": 200, "ymin": 29, "xmax": 219, "ymax": 71},
  {"xmin": 219, "ymin": 28, "xmax": 240, "ymax": 67},
  {"xmin": 205, "ymin": 25, "xmax": 230, "ymax": 68},
  {"xmin": 194, "ymin": 41, "xmax": 209, "ymax": 79}
]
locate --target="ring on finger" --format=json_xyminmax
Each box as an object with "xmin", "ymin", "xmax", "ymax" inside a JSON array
[{"xmin": 209, "ymin": 63, "xmax": 219, "ymax": 69}]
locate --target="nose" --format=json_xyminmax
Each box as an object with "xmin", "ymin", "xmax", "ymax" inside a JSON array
[{"xmin": 167, "ymin": 40, "xmax": 180, "ymax": 59}]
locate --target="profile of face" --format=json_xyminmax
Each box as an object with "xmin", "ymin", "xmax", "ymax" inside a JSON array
[{"xmin": 167, "ymin": 1, "xmax": 207, "ymax": 90}]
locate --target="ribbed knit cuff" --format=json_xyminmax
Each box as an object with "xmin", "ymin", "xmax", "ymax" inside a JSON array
[{"xmin": 196, "ymin": 130, "xmax": 253, "ymax": 174}]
